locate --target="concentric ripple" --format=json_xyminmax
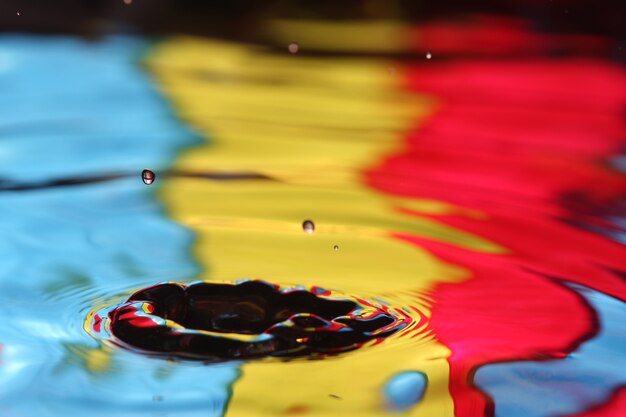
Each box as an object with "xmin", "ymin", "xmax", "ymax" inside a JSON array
[{"xmin": 86, "ymin": 280, "xmax": 423, "ymax": 361}]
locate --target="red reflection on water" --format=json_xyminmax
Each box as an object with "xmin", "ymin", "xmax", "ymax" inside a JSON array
[
  {"xmin": 366, "ymin": 41, "xmax": 626, "ymax": 415},
  {"xmin": 412, "ymin": 15, "xmax": 608, "ymax": 56},
  {"xmin": 92, "ymin": 315, "xmax": 102, "ymax": 333}
]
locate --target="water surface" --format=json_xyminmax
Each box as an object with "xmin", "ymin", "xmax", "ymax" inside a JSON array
[{"xmin": 0, "ymin": 20, "xmax": 625, "ymax": 417}]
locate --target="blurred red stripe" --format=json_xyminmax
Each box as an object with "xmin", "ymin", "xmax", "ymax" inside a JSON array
[
  {"xmin": 410, "ymin": 15, "xmax": 609, "ymax": 55},
  {"xmin": 365, "ymin": 46, "xmax": 626, "ymax": 417}
]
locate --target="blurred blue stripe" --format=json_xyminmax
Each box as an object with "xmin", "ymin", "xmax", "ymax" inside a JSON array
[
  {"xmin": 0, "ymin": 35, "xmax": 202, "ymax": 181},
  {"xmin": 0, "ymin": 36, "xmax": 237, "ymax": 417}
]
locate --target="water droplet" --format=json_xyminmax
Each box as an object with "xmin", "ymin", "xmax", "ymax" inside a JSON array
[
  {"xmin": 302, "ymin": 220, "xmax": 315, "ymax": 233},
  {"xmin": 426, "ymin": 52, "xmax": 432, "ymax": 60},
  {"xmin": 16, "ymin": 12, "xmax": 20, "ymax": 16},
  {"xmin": 142, "ymin": 169, "xmax": 155, "ymax": 185},
  {"xmin": 383, "ymin": 371, "xmax": 427, "ymax": 411},
  {"xmin": 108, "ymin": 280, "xmax": 400, "ymax": 361},
  {"xmin": 288, "ymin": 42, "xmax": 299, "ymax": 54},
  {"xmin": 333, "ymin": 245, "xmax": 339, "ymax": 251}
]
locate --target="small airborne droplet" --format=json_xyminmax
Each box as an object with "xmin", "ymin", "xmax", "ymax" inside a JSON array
[
  {"xmin": 426, "ymin": 52, "xmax": 432, "ymax": 59},
  {"xmin": 333, "ymin": 245, "xmax": 339, "ymax": 251},
  {"xmin": 142, "ymin": 169, "xmax": 155, "ymax": 185},
  {"xmin": 302, "ymin": 220, "xmax": 315, "ymax": 234},
  {"xmin": 288, "ymin": 42, "xmax": 299, "ymax": 54}
]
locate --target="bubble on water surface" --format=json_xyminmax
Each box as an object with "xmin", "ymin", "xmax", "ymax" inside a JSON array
[
  {"xmin": 383, "ymin": 371, "xmax": 428, "ymax": 411},
  {"xmin": 288, "ymin": 42, "xmax": 299, "ymax": 54},
  {"xmin": 142, "ymin": 169, "xmax": 155, "ymax": 185},
  {"xmin": 302, "ymin": 220, "xmax": 315, "ymax": 233}
]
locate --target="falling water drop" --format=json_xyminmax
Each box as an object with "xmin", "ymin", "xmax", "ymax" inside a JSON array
[
  {"xmin": 426, "ymin": 52, "xmax": 432, "ymax": 59},
  {"xmin": 333, "ymin": 245, "xmax": 339, "ymax": 251},
  {"xmin": 288, "ymin": 42, "xmax": 300, "ymax": 54},
  {"xmin": 141, "ymin": 169, "xmax": 155, "ymax": 185},
  {"xmin": 302, "ymin": 220, "xmax": 315, "ymax": 234}
]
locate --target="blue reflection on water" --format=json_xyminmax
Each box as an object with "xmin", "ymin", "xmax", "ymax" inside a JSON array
[
  {"xmin": 0, "ymin": 36, "xmax": 202, "ymax": 181},
  {"xmin": 475, "ymin": 283, "xmax": 626, "ymax": 417},
  {"xmin": 0, "ymin": 36, "xmax": 239, "ymax": 416}
]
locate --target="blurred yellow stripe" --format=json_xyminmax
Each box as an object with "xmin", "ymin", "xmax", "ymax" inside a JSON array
[
  {"xmin": 146, "ymin": 36, "xmax": 492, "ymax": 416},
  {"xmin": 266, "ymin": 19, "xmax": 414, "ymax": 53}
]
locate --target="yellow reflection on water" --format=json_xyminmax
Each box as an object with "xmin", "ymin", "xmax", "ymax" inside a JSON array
[
  {"xmin": 146, "ymin": 36, "xmax": 497, "ymax": 416},
  {"xmin": 266, "ymin": 20, "xmax": 413, "ymax": 53}
]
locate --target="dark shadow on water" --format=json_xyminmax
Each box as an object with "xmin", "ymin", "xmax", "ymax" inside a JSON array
[{"xmin": 0, "ymin": 170, "xmax": 275, "ymax": 192}]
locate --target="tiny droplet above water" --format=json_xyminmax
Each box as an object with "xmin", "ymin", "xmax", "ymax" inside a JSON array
[
  {"xmin": 333, "ymin": 245, "xmax": 339, "ymax": 251},
  {"xmin": 426, "ymin": 52, "xmax": 432, "ymax": 59},
  {"xmin": 142, "ymin": 169, "xmax": 155, "ymax": 185},
  {"xmin": 302, "ymin": 220, "xmax": 315, "ymax": 233},
  {"xmin": 288, "ymin": 42, "xmax": 300, "ymax": 54}
]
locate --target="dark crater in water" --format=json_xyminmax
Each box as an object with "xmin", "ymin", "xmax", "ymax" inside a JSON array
[{"xmin": 108, "ymin": 280, "xmax": 400, "ymax": 361}]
